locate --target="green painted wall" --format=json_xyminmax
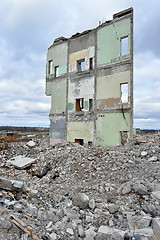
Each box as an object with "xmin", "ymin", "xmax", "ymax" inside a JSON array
[
  {"xmin": 46, "ymin": 82, "xmax": 52, "ymax": 96},
  {"xmin": 96, "ymin": 112, "xmax": 130, "ymax": 146},
  {"xmin": 67, "ymin": 121, "xmax": 94, "ymax": 144},
  {"xmin": 96, "ymin": 71, "xmax": 130, "ymax": 99},
  {"xmin": 68, "ymin": 76, "xmax": 94, "ymax": 112},
  {"xmin": 84, "ymin": 101, "xmax": 88, "ymax": 110},
  {"xmin": 97, "ymin": 18, "xmax": 131, "ymax": 65},
  {"xmin": 47, "ymin": 42, "xmax": 68, "ymax": 77},
  {"xmin": 51, "ymin": 80, "xmax": 66, "ymax": 114},
  {"xmin": 68, "ymin": 102, "xmax": 74, "ymax": 111}
]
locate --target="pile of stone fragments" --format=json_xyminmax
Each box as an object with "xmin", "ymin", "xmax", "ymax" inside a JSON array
[{"xmin": 0, "ymin": 132, "xmax": 160, "ymax": 240}]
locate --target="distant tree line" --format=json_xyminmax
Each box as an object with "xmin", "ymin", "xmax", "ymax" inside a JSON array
[{"xmin": 0, "ymin": 126, "xmax": 49, "ymax": 132}]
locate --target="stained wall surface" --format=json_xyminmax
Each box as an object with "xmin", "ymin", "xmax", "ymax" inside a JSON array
[
  {"xmin": 50, "ymin": 79, "xmax": 67, "ymax": 114},
  {"xmin": 50, "ymin": 116, "xmax": 66, "ymax": 145},
  {"xmin": 69, "ymin": 47, "xmax": 95, "ymax": 72},
  {"xmin": 47, "ymin": 42, "xmax": 68, "ymax": 76},
  {"xmin": 97, "ymin": 18, "xmax": 131, "ymax": 65},
  {"xmin": 67, "ymin": 121, "xmax": 94, "ymax": 144},
  {"xmin": 68, "ymin": 76, "xmax": 94, "ymax": 112},
  {"xmin": 96, "ymin": 113, "xmax": 130, "ymax": 146},
  {"xmin": 46, "ymin": 8, "xmax": 133, "ymax": 146},
  {"xmin": 96, "ymin": 70, "xmax": 130, "ymax": 110}
]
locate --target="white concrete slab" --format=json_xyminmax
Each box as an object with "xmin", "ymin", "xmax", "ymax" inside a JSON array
[{"xmin": 11, "ymin": 155, "xmax": 36, "ymax": 169}]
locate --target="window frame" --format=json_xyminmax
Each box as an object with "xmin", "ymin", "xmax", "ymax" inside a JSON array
[
  {"xmin": 121, "ymin": 36, "xmax": 129, "ymax": 56},
  {"xmin": 120, "ymin": 83, "xmax": 128, "ymax": 104},
  {"xmin": 89, "ymin": 99, "xmax": 93, "ymax": 111},
  {"xmin": 77, "ymin": 59, "xmax": 85, "ymax": 72},
  {"xmin": 48, "ymin": 60, "xmax": 53, "ymax": 75},
  {"xmin": 76, "ymin": 98, "xmax": 84, "ymax": 112},
  {"xmin": 89, "ymin": 57, "xmax": 93, "ymax": 70},
  {"xmin": 55, "ymin": 66, "xmax": 59, "ymax": 78}
]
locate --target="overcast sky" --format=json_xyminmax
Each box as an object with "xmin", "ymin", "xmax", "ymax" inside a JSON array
[{"xmin": 0, "ymin": 0, "xmax": 160, "ymax": 129}]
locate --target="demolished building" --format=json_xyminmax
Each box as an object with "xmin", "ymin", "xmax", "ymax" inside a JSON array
[{"xmin": 45, "ymin": 8, "xmax": 133, "ymax": 146}]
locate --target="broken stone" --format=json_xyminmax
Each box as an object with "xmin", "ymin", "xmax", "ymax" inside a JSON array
[
  {"xmin": 128, "ymin": 215, "xmax": 151, "ymax": 230},
  {"xmin": 78, "ymin": 224, "xmax": 85, "ymax": 237},
  {"xmin": 141, "ymin": 151, "xmax": 148, "ymax": 157},
  {"xmin": 149, "ymin": 156, "xmax": 158, "ymax": 162},
  {"xmin": 0, "ymin": 130, "xmax": 159, "ymax": 239},
  {"xmin": 108, "ymin": 204, "xmax": 119, "ymax": 214},
  {"xmin": 66, "ymin": 228, "xmax": 74, "ymax": 235},
  {"xmin": 98, "ymin": 225, "xmax": 125, "ymax": 237},
  {"xmin": 121, "ymin": 182, "xmax": 132, "ymax": 195},
  {"xmin": 152, "ymin": 218, "xmax": 160, "ymax": 240},
  {"xmin": 14, "ymin": 203, "xmax": 23, "ymax": 212},
  {"xmin": 49, "ymin": 232, "xmax": 57, "ymax": 240},
  {"xmin": 132, "ymin": 183, "xmax": 148, "ymax": 195},
  {"xmin": 72, "ymin": 193, "xmax": 89, "ymax": 209},
  {"xmin": 0, "ymin": 177, "xmax": 23, "ymax": 191},
  {"xmin": 151, "ymin": 191, "xmax": 160, "ymax": 200},
  {"xmin": 94, "ymin": 232, "xmax": 109, "ymax": 240},
  {"xmin": 27, "ymin": 140, "xmax": 36, "ymax": 147},
  {"xmin": 89, "ymin": 198, "xmax": 96, "ymax": 210},
  {"xmin": 11, "ymin": 155, "xmax": 36, "ymax": 169},
  {"xmin": 84, "ymin": 226, "xmax": 96, "ymax": 240}
]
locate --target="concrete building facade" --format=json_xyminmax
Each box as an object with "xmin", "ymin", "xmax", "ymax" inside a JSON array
[{"xmin": 46, "ymin": 8, "xmax": 133, "ymax": 146}]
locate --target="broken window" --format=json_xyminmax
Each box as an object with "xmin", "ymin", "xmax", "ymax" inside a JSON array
[
  {"xmin": 121, "ymin": 37, "xmax": 128, "ymax": 56},
  {"xmin": 76, "ymin": 98, "xmax": 84, "ymax": 111},
  {"xmin": 89, "ymin": 58, "xmax": 93, "ymax": 70},
  {"xmin": 48, "ymin": 60, "xmax": 53, "ymax": 74},
  {"xmin": 55, "ymin": 66, "xmax": 59, "ymax": 77},
  {"xmin": 120, "ymin": 131, "xmax": 128, "ymax": 145},
  {"xmin": 89, "ymin": 99, "xmax": 93, "ymax": 111},
  {"xmin": 88, "ymin": 141, "xmax": 92, "ymax": 146},
  {"xmin": 77, "ymin": 59, "xmax": 85, "ymax": 72},
  {"xmin": 121, "ymin": 83, "xmax": 128, "ymax": 103},
  {"xmin": 75, "ymin": 139, "xmax": 84, "ymax": 145}
]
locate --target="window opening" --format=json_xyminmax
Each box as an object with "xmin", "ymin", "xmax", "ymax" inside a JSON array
[
  {"xmin": 89, "ymin": 58, "xmax": 93, "ymax": 70},
  {"xmin": 120, "ymin": 131, "xmax": 128, "ymax": 145},
  {"xmin": 88, "ymin": 141, "xmax": 92, "ymax": 146},
  {"xmin": 55, "ymin": 66, "xmax": 59, "ymax": 77},
  {"xmin": 89, "ymin": 99, "xmax": 93, "ymax": 111},
  {"xmin": 77, "ymin": 59, "xmax": 85, "ymax": 72},
  {"xmin": 121, "ymin": 83, "xmax": 128, "ymax": 103},
  {"xmin": 121, "ymin": 37, "xmax": 128, "ymax": 56},
  {"xmin": 76, "ymin": 98, "xmax": 84, "ymax": 111},
  {"xmin": 48, "ymin": 60, "xmax": 53, "ymax": 74},
  {"xmin": 75, "ymin": 139, "xmax": 84, "ymax": 145}
]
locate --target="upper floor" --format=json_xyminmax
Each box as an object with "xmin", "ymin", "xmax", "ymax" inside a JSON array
[{"xmin": 46, "ymin": 7, "xmax": 133, "ymax": 84}]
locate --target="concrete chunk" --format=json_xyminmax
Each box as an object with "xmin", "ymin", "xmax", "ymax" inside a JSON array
[
  {"xmin": 152, "ymin": 218, "xmax": 160, "ymax": 240},
  {"xmin": 27, "ymin": 140, "xmax": 36, "ymax": 147},
  {"xmin": 72, "ymin": 193, "xmax": 89, "ymax": 209},
  {"xmin": 11, "ymin": 155, "xmax": 36, "ymax": 169},
  {"xmin": 0, "ymin": 177, "xmax": 23, "ymax": 191}
]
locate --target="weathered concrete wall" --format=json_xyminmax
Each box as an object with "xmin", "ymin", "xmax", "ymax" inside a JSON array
[
  {"xmin": 46, "ymin": 81, "xmax": 52, "ymax": 96},
  {"xmin": 96, "ymin": 70, "xmax": 130, "ymax": 110},
  {"xmin": 68, "ymin": 76, "xmax": 94, "ymax": 112},
  {"xmin": 69, "ymin": 31, "xmax": 95, "ymax": 54},
  {"xmin": 46, "ymin": 8, "xmax": 133, "ymax": 147},
  {"xmin": 50, "ymin": 79, "xmax": 67, "ymax": 114},
  {"xmin": 50, "ymin": 116, "xmax": 66, "ymax": 145},
  {"xmin": 47, "ymin": 42, "xmax": 68, "ymax": 76},
  {"xmin": 96, "ymin": 112, "xmax": 130, "ymax": 146},
  {"xmin": 67, "ymin": 121, "xmax": 94, "ymax": 144},
  {"xmin": 69, "ymin": 46, "xmax": 95, "ymax": 72},
  {"xmin": 97, "ymin": 18, "xmax": 131, "ymax": 65}
]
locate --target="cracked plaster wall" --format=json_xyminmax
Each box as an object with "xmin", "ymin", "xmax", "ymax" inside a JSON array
[{"xmin": 46, "ymin": 8, "xmax": 133, "ymax": 146}]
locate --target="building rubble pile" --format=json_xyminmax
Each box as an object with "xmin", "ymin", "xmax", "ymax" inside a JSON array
[{"xmin": 0, "ymin": 132, "xmax": 160, "ymax": 240}]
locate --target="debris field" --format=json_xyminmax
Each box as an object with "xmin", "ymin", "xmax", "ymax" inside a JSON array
[{"xmin": 0, "ymin": 131, "xmax": 160, "ymax": 240}]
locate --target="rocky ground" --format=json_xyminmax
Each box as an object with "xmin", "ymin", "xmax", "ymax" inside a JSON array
[{"xmin": 0, "ymin": 131, "xmax": 160, "ymax": 240}]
